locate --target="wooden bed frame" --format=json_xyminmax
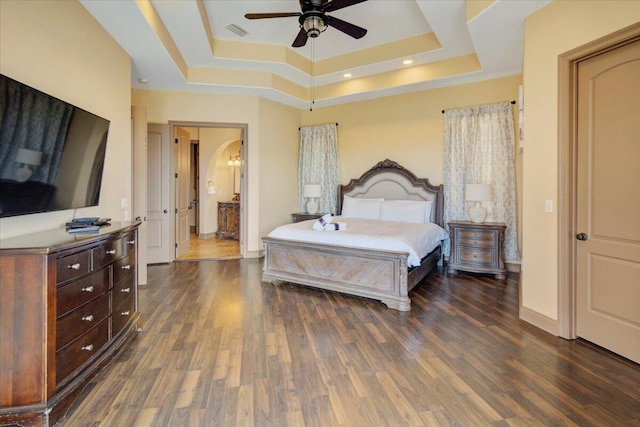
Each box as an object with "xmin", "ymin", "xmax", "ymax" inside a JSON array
[{"xmin": 261, "ymin": 159, "xmax": 444, "ymax": 311}]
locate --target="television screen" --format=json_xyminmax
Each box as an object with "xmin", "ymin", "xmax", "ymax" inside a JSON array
[{"xmin": 0, "ymin": 74, "xmax": 110, "ymax": 217}]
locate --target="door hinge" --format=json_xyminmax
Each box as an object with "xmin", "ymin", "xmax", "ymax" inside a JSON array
[
  {"xmin": 174, "ymin": 138, "xmax": 178, "ymax": 144},
  {"xmin": 175, "ymin": 208, "xmax": 178, "ymax": 214},
  {"xmin": 175, "ymin": 243, "xmax": 178, "ymax": 248},
  {"xmin": 175, "ymin": 173, "xmax": 178, "ymax": 179}
]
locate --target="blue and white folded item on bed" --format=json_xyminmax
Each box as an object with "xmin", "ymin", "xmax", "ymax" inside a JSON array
[
  {"xmin": 322, "ymin": 222, "xmax": 347, "ymax": 231},
  {"xmin": 311, "ymin": 214, "xmax": 348, "ymax": 231},
  {"xmin": 313, "ymin": 213, "xmax": 333, "ymax": 231}
]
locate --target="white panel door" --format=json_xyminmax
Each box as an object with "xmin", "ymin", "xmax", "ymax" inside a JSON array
[
  {"xmin": 175, "ymin": 127, "xmax": 191, "ymax": 258},
  {"xmin": 131, "ymin": 106, "xmax": 147, "ymax": 284},
  {"xmin": 147, "ymin": 124, "xmax": 172, "ymax": 264},
  {"xmin": 576, "ymin": 39, "xmax": 640, "ymax": 363}
]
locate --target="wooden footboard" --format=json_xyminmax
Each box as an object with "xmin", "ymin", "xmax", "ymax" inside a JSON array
[{"xmin": 261, "ymin": 237, "xmax": 440, "ymax": 311}]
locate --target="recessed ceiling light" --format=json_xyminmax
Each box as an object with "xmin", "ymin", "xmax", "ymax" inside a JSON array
[
  {"xmin": 402, "ymin": 60, "xmax": 413, "ymax": 65},
  {"xmin": 343, "ymin": 73, "xmax": 352, "ymax": 78},
  {"xmin": 138, "ymin": 78, "xmax": 149, "ymax": 84}
]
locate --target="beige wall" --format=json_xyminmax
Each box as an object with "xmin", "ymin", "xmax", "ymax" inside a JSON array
[
  {"xmin": 132, "ymin": 90, "xmax": 301, "ymax": 254},
  {"xmin": 301, "ymin": 76, "xmax": 522, "ymax": 187},
  {"xmin": 522, "ymin": 1, "xmax": 640, "ymax": 322},
  {"xmin": 258, "ymin": 98, "xmax": 301, "ymax": 239},
  {"xmin": 0, "ymin": 0, "xmax": 131, "ymax": 238},
  {"xmin": 199, "ymin": 129, "xmax": 241, "ymax": 236}
]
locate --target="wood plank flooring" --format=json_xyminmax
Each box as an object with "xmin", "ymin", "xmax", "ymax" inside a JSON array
[
  {"xmin": 61, "ymin": 260, "xmax": 640, "ymax": 426},
  {"xmin": 176, "ymin": 235, "xmax": 240, "ymax": 261}
]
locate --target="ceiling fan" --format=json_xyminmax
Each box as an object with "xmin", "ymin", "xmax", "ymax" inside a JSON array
[{"xmin": 245, "ymin": 0, "xmax": 368, "ymax": 48}]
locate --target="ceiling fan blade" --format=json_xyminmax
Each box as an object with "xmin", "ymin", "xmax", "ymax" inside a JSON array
[
  {"xmin": 322, "ymin": 0, "xmax": 367, "ymax": 13},
  {"xmin": 326, "ymin": 15, "xmax": 367, "ymax": 39},
  {"xmin": 244, "ymin": 12, "xmax": 301, "ymax": 20},
  {"xmin": 292, "ymin": 28, "xmax": 309, "ymax": 47}
]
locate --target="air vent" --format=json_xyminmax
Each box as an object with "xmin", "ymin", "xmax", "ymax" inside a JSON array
[{"xmin": 226, "ymin": 24, "xmax": 249, "ymax": 37}]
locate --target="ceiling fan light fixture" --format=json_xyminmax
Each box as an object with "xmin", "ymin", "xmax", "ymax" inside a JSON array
[{"xmin": 303, "ymin": 15, "xmax": 327, "ymax": 38}]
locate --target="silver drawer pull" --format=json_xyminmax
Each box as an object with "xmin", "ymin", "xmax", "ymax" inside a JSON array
[
  {"xmin": 121, "ymin": 288, "xmax": 131, "ymax": 293},
  {"xmin": 81, "ymin": 314, "xmax": 94, "ymax": 322},
  {"xmin": 126, "ymin": 240, "xmax": 135, "ymax": 245},
  {"xmin": 68, "ymin": 263, "xmax": 81, "ymax": 270},
  {"xmin": 106, "ymin": 249, "xmax": 116, "ymax": 255},
  {"xmin": 81, "ymin": 286, "xmax": 94, "ymax": 292},
  {"xmin": 81, "ymin": 344, "xmax": 94, "ymax": 351},
  {"xmin": 121, "ymin": 265, "xmax": 131, "ymax": 270},
  {"xmin": 121, "ymin": 310, "xmax": 130, "ymax": 316}
]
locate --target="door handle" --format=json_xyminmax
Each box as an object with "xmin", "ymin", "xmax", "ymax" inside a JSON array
[
  {"xmin": 163, "ymin": 209, "xmax": 168, "ymax": 214},
  {"xmin": 576, "ymin": 233, "xmax": 588, "ymax": 241}
]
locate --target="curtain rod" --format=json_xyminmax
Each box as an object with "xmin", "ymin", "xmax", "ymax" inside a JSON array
[
  {"xmin": 441, "ymin": 100, "xmax": 516, "ymax": 114},
  {"xmin": 299, "ymin": 123, "xmax": 338, "ymax": 130}
]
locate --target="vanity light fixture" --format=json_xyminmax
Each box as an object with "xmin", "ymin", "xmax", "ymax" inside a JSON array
[
  {"xmin": 343, "ymin": 73, "xmax": 352, "ymax": 78},
  {"xmin": 402, "ymin": 59, "xmax": 413, "ymax": 65},
  {"xmin": 227, "ymin": 152, "xmax": 241, "ymax": 166}
]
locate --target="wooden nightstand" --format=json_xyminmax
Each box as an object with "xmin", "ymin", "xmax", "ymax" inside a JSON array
[
  {"xmin": 447, "ymin": 221, "xmax": 507, "ymax": 280},
  {"xmin": 291, "ymin": 212, "xmax": 326, "ymax": 223}
]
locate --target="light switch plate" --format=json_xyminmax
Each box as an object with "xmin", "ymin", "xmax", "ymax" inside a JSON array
[{"xmin": 545, "ymin": 200, "xmax": 553, "ymax": 213}]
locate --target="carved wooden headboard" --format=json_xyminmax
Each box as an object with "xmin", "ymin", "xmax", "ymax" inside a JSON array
[{"xmin": 337, "ymin": 159, "xmax": 444, "ymax": 228}]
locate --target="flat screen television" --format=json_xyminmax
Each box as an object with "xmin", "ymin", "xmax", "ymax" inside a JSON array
[{"xmin": 0, "ymin": 74, "xmax": 110, "ymax": 217}]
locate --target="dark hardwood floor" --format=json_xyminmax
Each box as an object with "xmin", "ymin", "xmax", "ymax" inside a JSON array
[{"xmin": 61, "ymin": 259, "xmax": 640, "ymax": 426}]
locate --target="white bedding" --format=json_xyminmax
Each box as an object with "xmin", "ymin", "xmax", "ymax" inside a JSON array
[{"xmin": 267, "ymin": 216, "xmax": 448, "ymax": 267}]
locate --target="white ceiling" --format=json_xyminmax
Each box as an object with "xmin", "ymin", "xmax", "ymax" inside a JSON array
[{"xmin": 80, "ymin": 0, "xmax": 551, "ymax": 109}]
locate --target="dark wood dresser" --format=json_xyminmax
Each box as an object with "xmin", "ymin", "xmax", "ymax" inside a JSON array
[
  {"xmin": 216, "ymin": 201, "xmax": 239, "ymax": 240},
  {"xmin": 447, "ymin": 221, "xmax": 507, "ymax": 280},
  {"xmin": 0, "ymin": 222, "xmax": 142, "ymax": 426}
]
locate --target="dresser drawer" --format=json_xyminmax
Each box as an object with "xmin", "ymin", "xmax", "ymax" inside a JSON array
[
  {"xmin": 56, "ymin": 319, "xmax": 109, "ymax": 384},
  {"xmin": 122, "ymin": 232, "xmax": 136, "ymax": 255},
  {"xmin": 57, "ymin": 267, "xmax": 110, "ymax": 317},
  {"xmin": 112, "ymin": 293, "xmax": 135, "ymax": 337},
  {"xmin": 57, "ymin": 251, "xmax": 91, "ymax": 284},
  {"xmin": 56, "ymin": 293, "xmax": 111, "ymax": 349},
  {"xmin": 113, "ymin": 273, "xmax": 134, "ymax": 310},
  {"xmin": 92, "ymin": 238, "xmax": 122, "ymax": 269},
  {"xmin": 113, "ymin": 251, "xmax": 135, "ymax": 284}
]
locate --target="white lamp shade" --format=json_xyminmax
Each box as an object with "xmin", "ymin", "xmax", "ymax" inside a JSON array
[
  {"xmin": 465, "ymin": 184, "xmax": 493, "ymax": 202},
  {"xmin": 15, "ymin": 148, "xmax": 42, "ymax": 166},
  {"xmin": 303, "ymin": 184, "xmax": 321, "ymax": 198}
]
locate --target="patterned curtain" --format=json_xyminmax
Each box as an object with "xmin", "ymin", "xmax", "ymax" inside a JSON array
[
  {"xmin": 0, "ymin": 75, "xmax": 73, "ymax": 184},
  {"xmin": 443, "ymin": 102, "xmax": 520, "ymax": 261},
  {"xmin": 298, "ymin": 123, "xmax": 340, "ymax": 214}
]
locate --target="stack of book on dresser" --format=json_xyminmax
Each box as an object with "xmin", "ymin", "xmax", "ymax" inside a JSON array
[{"xmin": 65, "ymin": 217, "xmax": 110, "ymax": 234}]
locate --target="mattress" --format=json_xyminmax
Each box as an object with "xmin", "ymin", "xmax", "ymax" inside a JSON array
[{"xmin": 267, "ymin": 216, "xmax": 448, "ymax": 267}]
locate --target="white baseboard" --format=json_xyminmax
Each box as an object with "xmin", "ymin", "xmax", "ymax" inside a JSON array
[
  {"xmin": 506, "ymin": 261, "xmax": 521, "ymax": 273},
  {"xmin": 245, "ymin": 249, "xmax": 263, "ymax": 259},
  {"xmin": 198, "ymin": 232, "xmax": 217, "ymax": 240},
  {"xmin": 520, "ymin": 306, "xmax": 558, "ymax": 336}
]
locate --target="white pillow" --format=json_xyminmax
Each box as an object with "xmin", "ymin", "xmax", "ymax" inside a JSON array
[
  {"xmin": 423, "ymin": 200, "xmax": 434, "ymax": 223},
  {"xmin": 341, "ymin": 195, "xmax": 384, "ymax": 219},
  {"xmin": 380, "ymin": 200, "xmax": 428, "ymax": 224}
]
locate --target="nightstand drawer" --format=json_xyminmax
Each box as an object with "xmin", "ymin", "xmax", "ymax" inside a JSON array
[
  {"xmin": 456, "ymin": 246, "xmax": 496, "ymax": 265},
  {"xmin": 455, "ymin": 229, "xmax": 497, "ymax": 246}
]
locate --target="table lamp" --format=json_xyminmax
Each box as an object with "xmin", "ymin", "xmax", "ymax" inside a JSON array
[
  {"xmin": 465, "ymin": 183, "xmax": 493, "ymax": 223},
  {"xmin": 15, "ymin": 148, "xmax": 43, "ymax": 182},
  {"xmin": 303, "ymin": 184, "xmax": 321, "ymax": 214}
]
